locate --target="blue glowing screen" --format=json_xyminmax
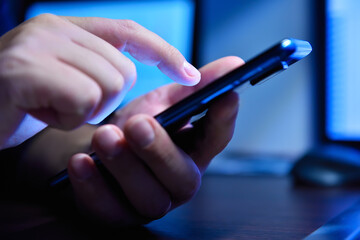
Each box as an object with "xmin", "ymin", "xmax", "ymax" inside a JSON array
[
  {"xmin": 326, "ymin": 0, "xmax": 360, "ymax": 141},
  {"xmin": 26, "ymin": 1, "xmax": 195, "ymax": 105}
]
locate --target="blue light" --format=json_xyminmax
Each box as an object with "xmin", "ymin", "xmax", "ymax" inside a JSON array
[
  {"xmin": 281, "ymin": 39, "xmax": 291, "ymax": 48},
  {"xmin": 26, "ymin": 1, "xmax": 195, "ymax": 107},
  {"xmin": 326, "ymin": 0, "xmax": 360, "ymax": 141}
]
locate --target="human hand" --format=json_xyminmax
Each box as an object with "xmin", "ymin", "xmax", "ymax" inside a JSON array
[
  {"xmin": 0, "ymin": 14, "xmax": 200, "ymax": 149},
  {"xmin": 67, "ymin": 56, "xmax": 244, "ymax": 226}
]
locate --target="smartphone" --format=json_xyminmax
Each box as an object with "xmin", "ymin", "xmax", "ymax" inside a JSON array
[{"xmin": 49, "ymin": 38, "xmax": 312, "ymax": 188}]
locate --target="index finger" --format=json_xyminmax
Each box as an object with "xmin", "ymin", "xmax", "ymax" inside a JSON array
[
  {"xmin": 169, "ymin": 56, "xmax": 245, "ymax": 102},
  {"xmin": 108, "ymin": 56, "xmax": 245, "ymax": 128},
  {"xmin": 63, "ymin": 17, "xmax": 201, "ymax": 86}
]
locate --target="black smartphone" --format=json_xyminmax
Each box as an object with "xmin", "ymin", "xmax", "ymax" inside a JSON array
[{"xmin": 49, "ymin": 38, "xmax": 312, "ymax": 188}]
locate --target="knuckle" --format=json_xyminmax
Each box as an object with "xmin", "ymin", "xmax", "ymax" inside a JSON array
[
  {"xmin": 23, "ymin": 13, "xmax": 70, "ymax": 39},
  {"xmin": 164, "ymin": 44, "xmax": 181, "ymax": 59},
  {"xmin": 0, "ymin": 50, "xmax": 34, "ymax": 103},
  {"xmin": 103, "ymin": 73, "xmax": 125, "ymax": 98},
  {"xmin": 104, "ymin": 60, "xmax": 136, "ymax": 98},
  {"xmin": 9, "ymin": 26, "xmax": 54, "ymax": 54},
  {"xmin": 106, "ymin": 65, "xmax": 136, "ymax": 98},
  {"xmin": 113, "ymin": 75, "xmax": 126, "ymax": 95},
  {"xmin": 0, "ymin": 48, "xmax": 26, "ymax": 73},
  {"xmin": 62, "ymin": 85, "xmax": 101, "ymax": 127},
  {"xmin": 16, "ymin": 30, "xmax": 43, "ymax": 50},
  {"xmin": 122, "ymin": 60, "xmax": 137, "ymax": 88},
  {"xmin": 119, "ymin": 19, "xmax": 141, "ymax": 33},
  {"xmin": 78, "ymin": 84, "xmax": 102, "ymax": 112},
  {"xmin": 30, "ymin": 13, "xmax": 61, "ymax": 24}
]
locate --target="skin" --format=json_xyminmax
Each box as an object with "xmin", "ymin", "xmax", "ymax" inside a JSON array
[
  {"xmin": 0, "ymin": 14, "xmax": 200, "ymax": 149},
  {"xmin": 18, "ymin": 56, "xmax": 243, "ymax": 227},
  {"xmin": 0, "ymin": 13, "xmax": 245, "ymax": 226},
  {"xmin": 67, "ymin": 56, "xmax": 244, "ymax": 226}
]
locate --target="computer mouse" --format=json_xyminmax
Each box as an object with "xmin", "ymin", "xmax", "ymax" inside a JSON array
[{"xmin": 291, "ymin": 144, "xmax": 360, "ymax": 187}]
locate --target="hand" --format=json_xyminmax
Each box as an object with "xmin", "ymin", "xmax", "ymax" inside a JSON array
[
  {"xmin": 0, "ymin": 14, "xmax": 200, "ymax": 149},
  {"xmin": 67, "ymin": 56, "xmax": 244, "ymax": 226}
]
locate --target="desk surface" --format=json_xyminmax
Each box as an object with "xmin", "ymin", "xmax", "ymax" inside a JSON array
[{"xmin": 2, "ymin": 175, "xmax": 360, "ymax": 239}]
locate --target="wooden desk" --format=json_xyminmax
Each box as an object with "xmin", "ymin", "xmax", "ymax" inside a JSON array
[{"xmin": 2, "ymin": 175, "xmax": 360, "ymax": 239}]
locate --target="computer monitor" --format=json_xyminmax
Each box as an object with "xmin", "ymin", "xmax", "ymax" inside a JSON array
[
  {"xmin": 24, "ymin": 0, "xmax": 197, "ymax": 105},
  {"xmin": 318, "ymin": 0, "xmax": 360, "ymax": 149}
]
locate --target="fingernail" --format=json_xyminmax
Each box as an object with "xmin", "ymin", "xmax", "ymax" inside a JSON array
[
  {"xmin": 96, "ymin": 125, "xmax": 122, "ymax": 158},
  {"xmin": 70, "ymin": 155, "xmax": 93, "ymax": 181},
  {"xmin": 183, "ymin": 61, "xmax": 201, "ymax": 85},
  {"xmin": 127, "ymin": 117, "xmax": 155, "ymax": 148}
]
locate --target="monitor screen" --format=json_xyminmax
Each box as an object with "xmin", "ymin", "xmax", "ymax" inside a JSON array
[
  {"xmin": 325, "ymin": 0, "xmax": 360, "ymax": 142},
  {"xmin": 25, "ymin": 0, "xmax": 196, "ymax": 105}
]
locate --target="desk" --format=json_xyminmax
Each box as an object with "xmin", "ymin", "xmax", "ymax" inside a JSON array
[{"xmin": 2, "ymin": 175, "xmax": 360, "ymax": 239}]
